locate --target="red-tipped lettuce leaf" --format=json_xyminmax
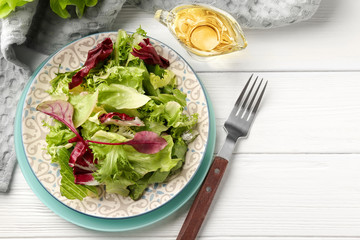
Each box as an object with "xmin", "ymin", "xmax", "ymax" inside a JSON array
[
  {"xmin": 69, "ymin": 38, "xmax": 113, "ymax": 89},
  {"xmin": 87, "ymin": 131, "xmax": 167, "ymax": 154},
  {"xmin": 131, "ymin": 38, "xmax": 170, "ymax": 69},
  {"xmin": 99, "ymin": 112, "xmax": 145, "ymax": 127},
  {"xmin": 37, "ymin": 100, "xmax": 80, "ymax": 138}
]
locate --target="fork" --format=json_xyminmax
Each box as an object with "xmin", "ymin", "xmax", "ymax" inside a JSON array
[{"xmin": 177, "ymin": 74, "xmax": 268, "ymax": 240}]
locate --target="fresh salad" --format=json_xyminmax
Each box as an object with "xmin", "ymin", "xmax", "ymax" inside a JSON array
[{"xmin": 37, "ymin": 27, "xmax": 198, "ymax": 201}]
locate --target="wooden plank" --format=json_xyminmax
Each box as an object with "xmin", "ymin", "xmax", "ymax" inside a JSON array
[
  {"xmin": 200, "ymin": 71, "xmax": 360, "ymax": 153},
  {"xmin": 3, "ymin": 154, "xmax": 360, "ymax": 238},
  {"xmin": 3, "ymin": 2, "xmax": 360, "ymax": 239}
]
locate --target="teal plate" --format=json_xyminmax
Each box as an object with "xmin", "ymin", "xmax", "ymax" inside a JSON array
[{"xmin": 14, "ymin": 32, "xmax": 215, "ymax": 231}]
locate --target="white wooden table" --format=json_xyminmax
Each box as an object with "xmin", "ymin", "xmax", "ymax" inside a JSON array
[{"xmin": 2, "ymin": 1, "xmax": 360, "ymax": 239}]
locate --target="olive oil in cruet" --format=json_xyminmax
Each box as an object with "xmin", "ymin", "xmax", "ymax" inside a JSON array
[{"xmin": 154, "ymin": 4, "xmax": 247, "ymax": 57}]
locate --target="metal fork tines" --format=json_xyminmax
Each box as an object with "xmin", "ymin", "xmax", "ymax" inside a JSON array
[{"xmin": 218, "ymin": 74, "xmax": 268, "ymax": 160}]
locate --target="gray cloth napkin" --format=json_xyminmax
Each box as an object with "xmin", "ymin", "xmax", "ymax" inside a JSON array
[{"xmin": 0, "ymin": 0, "xmax": 321, "ymax": 192}]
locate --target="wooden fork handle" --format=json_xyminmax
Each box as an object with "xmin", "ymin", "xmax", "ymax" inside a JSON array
[{"xmin": 177, "ymin": 156, "xmax": 229, "ymax": 240}]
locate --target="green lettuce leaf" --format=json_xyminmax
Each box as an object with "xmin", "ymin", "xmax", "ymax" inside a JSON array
[
  {"xmin": 89, "ymin": 131, "xmax": 180, "ymax": 200},
  {"xmin": 50, "ymin": 0, "xmax": 98, "ymax": 19},
  {"xmin": 125, "ymin": 135, "xmax": 177, "ymax": 175},
  {"xmin": 128, "ymin": 170, "xmax": 169, "ymax": 200},
  {"xmin": 98, "ymin": 84, "xmax": 150, "ymax": 110},
  {"xmin": 48, "ymin": 72, "xmax": 73, "ymax": 100},
  {"xmin": 113, "ymin": 27, "xmax": 147, "ymax": 66},
  {"xmin": 114, "ymin": 30, "xmax": 133, "ymax": 65},
  {"xmin": 68, "ymin": 91, "xmax": 98, "ymax": 128},
  {"xmin": 44, "ymin": 121, "xmax": 76, "ymax": 163},
  {"xmin": 124, "ymin": 135, "xmax": 179, "ymax": 200},
  {"xmin": 80, "ymin": 119, "xmax": 107, "ymax": 140},
  {"xmin": 149, "ymin": 69, "xmax": 176, "ymax": 90},
  {"xmin": 0, "ymin": 0, "xmax": 33, "ymax": 18},
  {"xmin": 163, "ymin": 101, "xmax": 198, "ymax": 137},
  {"xmin": 164, "ymin": 101, "xmax": 183, "ymax": 127},
  {"xmin": 154, "ymin": 89, "xmax": 187, "ymax": 107},
  {"xmin": 141, "ymin": 119, "xmax": 168, "ymax": 135},
  {"xmin": 89, "ymin": 131, "xmax": 139, "ymax": 196}
]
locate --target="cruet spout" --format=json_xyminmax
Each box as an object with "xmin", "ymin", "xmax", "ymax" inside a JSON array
[{"xmin": 154, "ymin": 9, "xmax": 175, "ymax": 26}]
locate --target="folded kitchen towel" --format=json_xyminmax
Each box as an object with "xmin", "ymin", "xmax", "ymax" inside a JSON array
[{"xmin": 0, "ymin": 0, "xmax": 321, "ymax": 192}]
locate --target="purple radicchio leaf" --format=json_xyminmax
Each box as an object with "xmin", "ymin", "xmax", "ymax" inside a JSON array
[
  {"xmin": 74, "ymin": 173, "xmax": 99, "ymax": 185},
  {"xmin": 131, "ymin": 38, "xmax": 170, "ymax": 69},
  {"xmin": 69, "ymin": 140, "xmax": 88, "ymax": 168},
  {"xmin": 73, "ymin": 150, "xmax": 99, "ymax": 185},
  {"xmin": 69, "ymin": 141, "xmax": 98, "ymax": 185},
  {"xmin": 69, "ymin": 38, "xmax": 113, "ymax": 89},
  {"xmin": 87, "ymin": 131, "xmax": 168, "ymax": 154}
]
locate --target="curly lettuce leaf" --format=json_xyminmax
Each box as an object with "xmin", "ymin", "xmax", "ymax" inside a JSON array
[
  {"xmin": 154, "ymin": 89, "xmax": 187, "ymax": 107},
  {"xmin": 114, "ymin": 27, "xmax": 147, "ymax": 66},
  {"xmin": 50, "ymin": 0, "xmax": 98, "ymax": 19},
  {"xmin": 80, "ymin": 119, "xmax": 107, "ymax": 140},
  {"xmin": 114, "ymin": 30, "xmax": 133, "ymax": 65},
  {"xmin": 143, "ymin": 100, "xmax": 197, "ymax": 131},
  {"xmin": 89, "ymin": 131, "xmax": 139, "ymax": 196},
  {"xmin": 92, "ymin": 66, "xmax": 146, "ymax": 93},
  {"xmin": 149, "ymin": 69, "xmax": 176, "ymax": 90},
  {"xmin": 128, "ymin": 170, "xmax": 169, "ymax": 200},
  {"xmin": 44, "ymin": 121, "xmax": 75, "ymax": 163},
  {"xmin": 48, "ymin": 72, "xmax": 73, "ymax": 100}
]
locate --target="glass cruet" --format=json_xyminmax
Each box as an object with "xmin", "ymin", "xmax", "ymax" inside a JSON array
[{"xmin": 154, "ymin": 4, "xmax": 247, "ymax": 58}]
